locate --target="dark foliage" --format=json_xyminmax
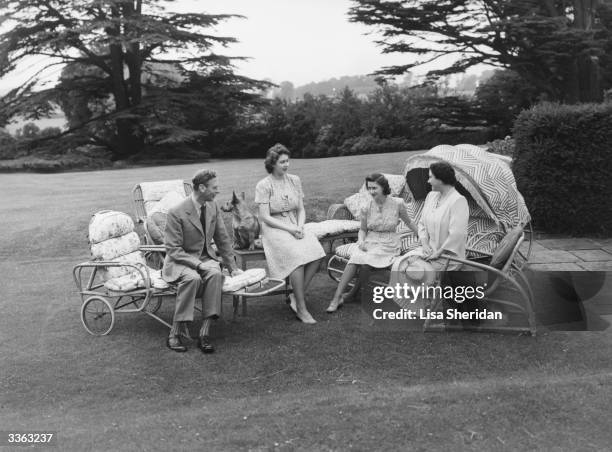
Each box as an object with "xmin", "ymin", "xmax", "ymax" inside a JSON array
[
  {"xmin": 0, "ymin": 0, "xmax": 271, "ymax": 160},
  {"xmin": 349, "ymin": 0, "xmax": 612, "ymax": 103},
  {"xmin": 513, "ymin": 102, "xmax": 612, "ymax": 235},
  {"xmin": 238, "ymin": 84, "xmax": 496, "ymax": 159},
  {"xmin": 476, "ymin": 70, "xmax": 540, "ymax": 135}
]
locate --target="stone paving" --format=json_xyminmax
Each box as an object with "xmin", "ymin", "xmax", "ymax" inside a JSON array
[
  {"xmin": 526, "ymin": 237, "xmax": 612, "ymax": 271},
  {"xmin": 526, "ymin": 237, "xmax": 612, "ymax": 322}
]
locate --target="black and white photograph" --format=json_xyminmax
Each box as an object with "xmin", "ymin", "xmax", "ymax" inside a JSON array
[{"xmin": 1, "ymin": 0, "xmax": 612, "ymax": 450}]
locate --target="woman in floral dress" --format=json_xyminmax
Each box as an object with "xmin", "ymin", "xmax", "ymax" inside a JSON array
[
  {"xmin": 255, "ymin": 144, "xmax": 325, "ymax": 324},
  {"xmin": 326, "ymin": 173, "xmax": 418, "ymax": 312}
]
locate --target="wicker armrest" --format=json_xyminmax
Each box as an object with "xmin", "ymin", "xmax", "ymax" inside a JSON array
[
  {"xmin": 327, "ymin": 204, "xmax": 354, "ymax": 220},
  {"xmin": 139, "ymin": 245, "xmax": 166, "ymax": 253},
  {"xmin": 72, "ymin": 261, "xmax": 153, "ymax": 292}
]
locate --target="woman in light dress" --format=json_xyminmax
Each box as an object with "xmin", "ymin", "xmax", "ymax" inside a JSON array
[
  {"xmin": 326, "ymin": 173, "xmax": 418, "ymax": 313},
  {"xmin": 413, "ymin": 162, "xmax": 469, "ymax": 268},
  {"xmin": 390, "ymin": 162, "xmax": 470, "ymax": 310},
  {"xmin": 255, "ymin": 144, "xmax": 326, "ymax": 324}
]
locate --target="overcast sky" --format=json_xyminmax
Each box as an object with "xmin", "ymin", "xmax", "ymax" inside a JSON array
[
  {"xmin": 176, "ymin": 0, "xmax": 418, "ymax": 86},
  {"xmin": 1, "ymin": 0, "xmax": 483, "ymax": 93}
]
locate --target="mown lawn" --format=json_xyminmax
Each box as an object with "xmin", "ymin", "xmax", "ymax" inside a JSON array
[{"xmin": 1, "ymin": 151, "xmax": 611, "ymax": 451}]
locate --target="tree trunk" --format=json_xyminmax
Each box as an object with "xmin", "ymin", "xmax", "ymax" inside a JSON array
[
  {"xmin": 578, "ymin": 55, "xmax": 603, "ymax": 102},
  {"xmin": 572, "ymin": 0, "xmax": 604, "ymax": 102},
  {"xmin": 115, "ymin": 118, "xmax": 144, "ymax": 160},
  {"xmin": 107, "ymin": 3, "xmax": 144, "ymax": 160},
  {"xmin": 565, "ymin": 59, "xmax": 582, "ymax": 104}
]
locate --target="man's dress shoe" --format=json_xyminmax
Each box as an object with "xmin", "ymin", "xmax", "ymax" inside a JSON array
[
  {"xmin": 197, "ymin": 335, "xmax": 215, "ymax": 354},
  {"xmin": 166, "ymin": 335, "xmax": 187, "ymax": 352}
]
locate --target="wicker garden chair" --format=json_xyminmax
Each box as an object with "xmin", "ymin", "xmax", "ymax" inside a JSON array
[
  {"xmin": 325, "ymin": 145, "xmax": 536, "ymax": 334},
  {"xmin": 132, "ymin": 179, "xmax": 193, "ymax": 245},
  {"xmin": 362, "ymin": 223, "xmax": 536, "ymax": 335},
  {"xmin": 73, "ymin": 211, "xmax": 285, "ymax": 336}
]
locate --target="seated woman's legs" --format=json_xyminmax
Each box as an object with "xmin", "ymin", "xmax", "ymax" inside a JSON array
[
  {"xmin": 327, "ymin": 263, "xmax": 359, "ymax": 312},
  {"xmin": 303, "ymin": 258, "xmax": 321, "ymax": 290},
  {"xmin": 289, "ymin": 265, "xmax": 317, "ymax": 324}
]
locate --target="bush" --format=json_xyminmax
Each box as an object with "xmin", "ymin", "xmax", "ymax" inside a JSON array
[
  {"xmin": 485, "ymin": 136, "xmax": 515, "ymax": 158},
  {"xmin": 433, "ymin": 124, "xmax": 496, "ymax": 145},
  {"xmin": 476, "ymin": 70, "xmax": 538, "ymax": 135},
  {"xmin": 513, "ymin": 102, "xmax": 612, "ymax": 235},
  {"xmin": 0, "ymin": 130, "xmax": 19, "ymax": 159},
  {"xmin": 128, "ymin": 144, "xmax": 210, "ymax": 163},
  {"xmin": 338, "ymin": 136, "xmax": 412, "ymax": 156},
  {"xmin": 0, "ymin": 154, "xmax": 112, "ymax": 173}
]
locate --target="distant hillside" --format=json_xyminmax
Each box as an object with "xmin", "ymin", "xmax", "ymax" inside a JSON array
[
  {"xmin": 5, "ymin": 111, "xmax": 66, "ymax": 135},
  {"xmin": 270, "ymin": 70, "xmax": 494, "ymax": 100},
  {"xmin": 295, "ymin": 75, "xmax": 381, "ymax": 98},
  {"xmin": 268, "ymin": 74, "xmax": 414, "ymax": 101}
]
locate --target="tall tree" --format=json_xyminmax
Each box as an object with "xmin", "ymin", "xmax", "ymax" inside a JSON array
[
  {"xmin": 0, "ymin": 0, "xmax": 266, "ymax": 159},
  {"xmin": 475, "ymin": 69, "xmax": 539, "ymax": 134},
  {"xmin": 349, "ymin": 0, "xmax": 612, "ymax": 103}
]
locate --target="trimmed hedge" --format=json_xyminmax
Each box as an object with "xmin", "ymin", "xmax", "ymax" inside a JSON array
[{"xmin": 513, "ymin": 102, "xmax": 612, "ymax": 235}]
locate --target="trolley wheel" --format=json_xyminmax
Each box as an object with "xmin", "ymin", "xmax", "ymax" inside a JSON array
[
  {"xmin": 81, "ymin": 296, "xmax": 115, "ymax": 336},
  {"xmin": 144, "ymin": 296, "xmax": 163, "ymax": 314}
]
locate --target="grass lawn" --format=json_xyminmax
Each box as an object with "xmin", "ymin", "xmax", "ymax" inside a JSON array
[{"xmin": 1, "ymin": 151, "xmax": 611, "ymax": 451}]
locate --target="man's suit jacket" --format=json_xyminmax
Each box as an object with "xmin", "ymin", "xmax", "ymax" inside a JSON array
[{"xmin": 162, "ymin": 197, "xmax": 235, "ymax": 283}]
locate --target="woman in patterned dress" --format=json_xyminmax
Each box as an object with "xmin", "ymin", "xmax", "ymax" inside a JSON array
[
  {"xmin": 326, "ymin": 173, "xmax": 418, "ymax": 313},
  {"xmin": 255, "ymin": 144, "xmax": 326, "ymax": 324}
]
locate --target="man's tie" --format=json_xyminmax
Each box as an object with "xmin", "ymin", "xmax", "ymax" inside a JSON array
[
  {"xmin": 199, "ymin": 204, "xmax": 209, "ymax": 259},
  {"xmin": 199, "ymin": 204, "xmax": 206, "ymax": 239}
]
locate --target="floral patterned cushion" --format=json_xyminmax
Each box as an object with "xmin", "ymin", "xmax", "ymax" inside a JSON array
[
  {"xmin": 104, "ymin": 268, "xmax": 169, "ymax": 292},
  {"xmin": 90, "ymin": 231, "xmax": 141, "ymax": 260},
  {"xmin": 140, "ymin": 180, "xmax": 186, "ymax": 214},
  {"xmin": 88, "ymin": 211, "xmax": 135, "ymax": 244},
  {"xmin": 98, "ymin": 251, "xmax": 147, "ymax": 281},
  {"xmin": 343, "ymin": 192, "xmax": 371, "ymax": 220},
  {"xmin": 150, "ymin": 191, "xmax": 185, "ymax": 214},
  {"xmin": 89, "ymin": 209, "xmax": 168, "ymax": 291},
  {"xmin": 304, "ymin": 220, "xmax": 360, "ymax": 238},
  {"xmin": 103, "ymin": 272, "xmax": 141, "ymax": 292},
  {"xmin": 334, "ymin": 233, "xmax": 419, "ymax": 260},
  {"xmin": 145, "ymin": 211, "xmax": 167, "ymax": 245},
  {"xmin": 222, "ymin": 268, "xmax": 268, "ymax": 293}
]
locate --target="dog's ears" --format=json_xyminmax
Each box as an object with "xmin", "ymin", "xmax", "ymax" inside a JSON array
[{"xmin": 232, "ymin": 191, "xmax": 239, "ymax": 203}]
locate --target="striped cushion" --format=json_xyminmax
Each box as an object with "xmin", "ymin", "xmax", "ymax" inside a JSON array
[
  {"xmin": 335, "ymin": 243, "xmax": 359, "ymax": 259},
  {"xmin": 403, "ymin": 144, "xmax": 531, "ymax": 229}
]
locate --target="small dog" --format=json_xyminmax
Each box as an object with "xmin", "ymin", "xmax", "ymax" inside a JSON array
[{"xmin": 221, "ymin": 191, "xmax": 261, "ymax": 251}]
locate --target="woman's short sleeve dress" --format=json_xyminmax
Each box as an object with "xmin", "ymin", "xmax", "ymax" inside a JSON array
[
  {"xmin": 347, "ymin": 196, "xmax": 403, "ymax": 268},
  {"xmin": 254, "ymin": 174, "xmax": 325, "ymax": 279}
]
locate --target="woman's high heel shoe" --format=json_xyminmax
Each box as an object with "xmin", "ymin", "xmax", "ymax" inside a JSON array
[
  {"xmin": 326, "ymin": 296, "xmax": 344, "ymax": 313},
  {"xmin": 287, "ymin": 293, "xmax": 297, "ymax": 314},
  {"xmin": 296, "ymin": 309, "xmax": 317, "ymax": 324}
]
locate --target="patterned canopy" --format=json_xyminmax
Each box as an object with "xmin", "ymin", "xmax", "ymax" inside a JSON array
[{"xmin": 403, "ymin": 144, "xmax": 531, "ymax": 230}]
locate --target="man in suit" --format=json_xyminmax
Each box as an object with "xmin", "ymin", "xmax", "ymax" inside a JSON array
[{"xmin": 162, "ymin": 169, "xmax": 242, "ymax": 353}]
